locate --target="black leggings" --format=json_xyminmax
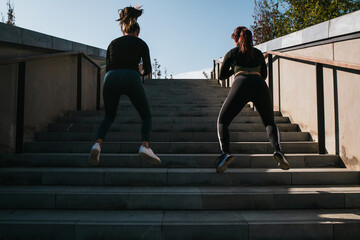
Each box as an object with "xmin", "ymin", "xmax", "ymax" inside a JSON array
[
  {"xmin": 96, "ymin": 69, "xmax": 151, "ymax": 141},
  {"xmin": 217, "ymin": 74, "xmax": 281, "ymax": 153}
]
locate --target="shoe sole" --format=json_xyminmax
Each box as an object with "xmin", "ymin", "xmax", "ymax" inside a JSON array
[
  {"xmin": 139, "ymin": 152, "xmax": 161, "ymax": 165},
  {"xmin": 273, "ymin": 154, "xmax": 290, "ymax": 170},
  {"xmin": 88, "ymin": 149, "xmax": 100, "ymax": 166},
  {"xmin": 216, "ymin": 155, "xmax": 235, "ymax": 174}
]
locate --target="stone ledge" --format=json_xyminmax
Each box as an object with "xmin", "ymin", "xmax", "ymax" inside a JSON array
[
  {"xmin": 0, "ymin": 22, "xmax": 106, "ymax": 58},
  {"xmin": 256, "ymin": 10, "xmax": 360, "ymax": 52}
]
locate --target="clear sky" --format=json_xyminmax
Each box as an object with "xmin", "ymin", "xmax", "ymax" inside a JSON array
[{"xmin": 1, "ymin": 0, "xmax": 255, "ymax": 78}]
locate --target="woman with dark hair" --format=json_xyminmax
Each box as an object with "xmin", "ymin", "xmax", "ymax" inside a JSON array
[
  {"xmin": 215, "ymin": 26, "xmax": 290, "ymax": 173},
  {"xmin": 88, "ymin": 5, "xmax": 160, "ymax": 166}
]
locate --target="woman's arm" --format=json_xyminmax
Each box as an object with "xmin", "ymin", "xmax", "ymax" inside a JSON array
[
  {"xmin": 219, "ymin": 50, "xmax": 234, "ymax": 80},
  {"xmin": 142, "ymin": 43, "xmax": 152, "ymax": 76},
  {"xmin": 259, "ymin": 50, "xmax": 267, "ymax": 80}
]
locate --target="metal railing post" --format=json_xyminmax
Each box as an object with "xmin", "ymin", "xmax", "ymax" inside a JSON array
[
  {"xmin": 217, "ymin": 63, "xmax": 220, "ymax": 85},
  {"xmin": 96, "ymin": 67, "xmax": 101, "ymax": 111},
  {"xmin": 77, "ymin": 54, "xmax": 82, "ymax": 111},
  {"xmin": 316, "ymin": 63, "xmax": 326, "ymax": 154},
  {"xmin": 213, "ymin": 60, "xmax": 216, "ymax": 80},
  {"xmin": 268, "ymin": 54, "xmax": 274, "ymax": 103},
  {"xmin": 16, "ymin": 62, "xmax": 26, "ymax": 153}
]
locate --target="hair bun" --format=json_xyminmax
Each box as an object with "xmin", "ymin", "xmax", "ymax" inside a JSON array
[{"xmin": 117, "ymin": 6, "xmax": 143, "ymax": 25}]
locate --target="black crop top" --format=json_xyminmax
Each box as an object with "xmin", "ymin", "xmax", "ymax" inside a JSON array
[
  {"xmin": 106, "ymin": 35, "xmax": 152, "ymax": 75},
  {"xmin": 219, "ymin": 47, "xmax": 267, "ymax": 80}
]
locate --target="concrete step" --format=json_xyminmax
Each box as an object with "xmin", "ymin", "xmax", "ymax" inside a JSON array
[
  {"xmin": 0, "ymin": 168, "xmax": 358, "ymax": 186},
  {"xmin": 0, "ymin": 153, "xmax": 342, "ymax": 168},
  {"xmin": 35, "ymin": 131, "xmax": 309, "ymax": 142},
  {"xmin": 0, "ymin": 209, "xmax": 359, "ymax": 239},
  {"xmin": 67, "ymin": 110, "xmax": 283, "ymax": 117},
  {"xmin": 57, "ymin": 116, "xmax": 290, "ymax": 124},
  {"xmin": 23, "ymin": 141, "xmax": 317, "ymax": 154},
  {"xmin": 1, "ymin": 185, "xmax": 359, "ymax": 210},
  {"xmin": 47, "ymin": 123, "xmax": 299, "ymax": 133},
  {"xmin": 116, "ymin": 98, "xmax": 231, "ymax": 104},
  {"xmin": 62, "ymin": 108, "xmax": 257, "ymax": 118}
]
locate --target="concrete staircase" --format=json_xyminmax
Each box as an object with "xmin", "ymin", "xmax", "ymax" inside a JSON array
[{"xmin": 1, "ymin": 78, "xmax": 360, "ymax": 239}]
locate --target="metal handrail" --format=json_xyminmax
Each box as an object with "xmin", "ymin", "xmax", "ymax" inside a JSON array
[
  {"xmin": 265, "ymin": 51, "xmax": 360, "ymax": 71},
  {"xmin": 212, "ymin": 58, "xmax": 231, "ymax": 87},
  {"xmin": 1, "ymin": 51, "xmax": 105, "ymax": 153},
  {"xmin": 0, "ymin": 51, "xmax": 103, "ymax": 69}
]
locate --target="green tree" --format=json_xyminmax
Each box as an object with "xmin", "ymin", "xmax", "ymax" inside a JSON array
[
  {"xmin": 251, "ymin": 0, "xmax": 360, "ymax": 44},
  {"xmin": 283, "ymin": 0, "xmax": 360, "ymax": 32},
  {"xmin": 251, "ymin": 0, "xmax": 288, "ymax": 45}
]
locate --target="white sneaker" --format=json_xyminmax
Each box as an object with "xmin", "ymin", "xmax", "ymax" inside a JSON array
[
  {"xmin": 139, "ymin": 146, "xmax": 161, "ymax": 165},
  {"xmin": 88, "ymin": 143, "xmax": 101, "ymax": 166}
]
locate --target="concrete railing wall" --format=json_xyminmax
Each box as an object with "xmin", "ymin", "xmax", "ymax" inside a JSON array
[
  {"xmin": 258, "ymin": 11, "xmax": 360, "ymax": 170},
  {"xmin": 0, "ymin": 23, "xmax": 106, "ymax": 154}
]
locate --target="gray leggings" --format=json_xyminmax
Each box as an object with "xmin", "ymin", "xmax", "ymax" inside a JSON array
[{"xmin": 96, "ymin": 69, "xmax": 151, "ymax": 141}]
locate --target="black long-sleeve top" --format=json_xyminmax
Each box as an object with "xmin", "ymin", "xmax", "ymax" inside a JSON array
[
  {"xmin": 106, "ymin": 35, "xmax": 152, "ymax": 75},
  {"xmin": 219, "ymin": 47, "xmax": 267, "ymax": 80}
]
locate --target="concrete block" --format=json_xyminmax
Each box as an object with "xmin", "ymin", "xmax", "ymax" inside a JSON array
[
  {"xmin": 75, "ymin": 210, "xmax": 163, "ymax": 240},
  {"xmin": 21, "ymin": 28, "xmax": 52, "ymax": 49},
  {"xmin": 0, "ymin": 192, "xmax": 55, "ymax": 209},
  {"xmin": 72, "ymin": 42, "xmax": 89, "ymax": 53},
  {"xmin": 273, "ymin": 192, "xmax": 345, "ymax": 209},
  {"xmin": 291, "ymin": 170, "xmax": 360, "ymax": 185},
  {"xmin": 42, "ymin": 169, "xmax": 105, "ymax": 185},
  {"xmin": 52, "ymin": 37, "xmax": 72, "ymax": 51},
  {"xmin": 302, "ymin": 21, "xmax": 329, "ymax": 43},
  {"xmin": 162, "ymin": 210, "xmax": 248, "ymax": 240},
  {"xmin": 76, "ymin": 223, "xmax": 161, "ymax": 240},
  {"xmin": 0, "ymin": 22, "xmax": 21, "ymax": 44},
  {"xmin": 249, "ymin": 222, "xmax": 333, "ymax": 239},
  {"xmin": 167, "ymin": 169, "xmax": 230, "ymax": 186},
  {"xmin": 345, "ymin": 193, "xmax": 360, "ymax": 208},
  {"xmin": 0, "ymin": 169, "xmax": 42, "ymax": 185},
  {"xmin": 267, "ymin": 38, "xmax": 282, "ymax": 51},
  {"xmin": 334, "ymin": 222, "xmax": 360, "ymax": 240},
  {"xmin": 229, "ymin": 170, "xmax": 291, "ymax": 186},
  {"xmin": 99, "ymin": 49, "xmax": 107, "ymax": 58},
  {"xmin": 0, "ymin": 222, "xmax": 75, "ymax": 240},
  {"xmin": 56, "ymin": 192, "xmax": 129, "ymax": 210},
  {"xmin": 105, "ymin": 168, "xmax": 168, "ymax": 186},
  {"xmin": 201, "ymin": 191, "xmax": 275, "ymax": 210},
  {"xmin": 255, "ymin": 42, "xmax": 267, "ymax": 53},
  {"xmin": 282, "ymin": 31, "xmax": 303, "ymax": 49},
  {"xmin": 329, "ymin": 10, "xmax": 360, "ymax": 37},
  {"xmin": 128, "ymin": 187, "xmax": 201, "ymax": 209}
]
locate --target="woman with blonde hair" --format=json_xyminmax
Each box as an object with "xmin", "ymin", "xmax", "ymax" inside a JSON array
[{"xmin": 89, "ymin": 5, "xmax": 160, "ymax": 166}]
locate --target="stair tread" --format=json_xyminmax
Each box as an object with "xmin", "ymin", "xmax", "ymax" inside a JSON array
[
  {"xmin": 0, "ymin": 167, "xmax": 356, "ymax": 172},
  {"xmin": 1, "ymin": 185, "xmax": 360, "ymax": 193},
  {"xmin": 0, "ymin": 208, "xmax": 359, "ymax": 223}
]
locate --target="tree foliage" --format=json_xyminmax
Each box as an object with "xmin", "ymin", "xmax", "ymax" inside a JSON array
[{"xmin": 251, "ymin": 0, "xmax": 360, "ymax": 45}]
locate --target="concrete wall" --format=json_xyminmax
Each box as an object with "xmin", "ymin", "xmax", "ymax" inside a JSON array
[
  {"xmin": 270, "ymin": 39, "xmax": 360, "ymax": 170},
  {"xmin": 0, "ymin": 64, "xmax": 17, "ymax": 153},
  {"xmin": 258, "ymin": 11, "xmax": 360, "ymax": 170},
  {"xmin": 0, "ymin": 23, "xmax": 106, "ymax": 154},
  {"xmin": 24, "ymin": 56, "xmax": 77, "ymax": 134}
]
